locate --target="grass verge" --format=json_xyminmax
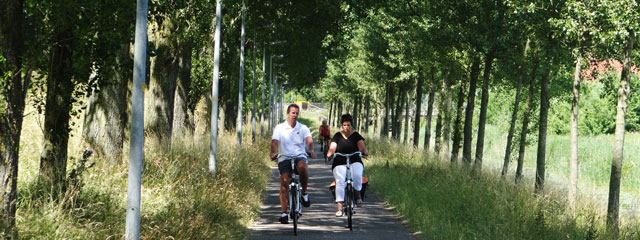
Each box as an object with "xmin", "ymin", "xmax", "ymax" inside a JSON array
[
  {"xmin": 365, "ymin": 138, "xmax": 640, "ymax": 239},
  {"xmin": 16, "ymin": 128, "xmax": 272, "ymax": 239}
]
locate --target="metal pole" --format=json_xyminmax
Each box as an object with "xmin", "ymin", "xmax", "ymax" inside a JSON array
[
  {"xmin": 209, "ymin": 0, "xmax": 223, "ymax": 176},
  {"xmin": 252, "ymin": 32, "xmax": 257, "ymax": 142},
  {"xmin": 237, "ymin": 0, "xmax": 245, "ymax": 146},
  {"xmin": 260, "ymin": 45, "xmax": 266, "ymax": 137},
  {"xmin": 274, "ymin": 74, "xmax": 278, "ymax": 124},
  {"xmin": 268, "ymin": 56, "xmax": 273, "ymax": 130},
  {"xmin": 281, "ymin": 86, "xmax": 284, "ymax": 122},
  {"xmin": 125, "ymin": 0, "xmax": 148, "ymax": 238}
]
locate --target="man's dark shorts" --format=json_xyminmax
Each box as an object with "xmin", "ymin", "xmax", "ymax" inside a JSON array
[{"xmin": 278, "ymin": 158, "xmax": 307, "ymax": 175}]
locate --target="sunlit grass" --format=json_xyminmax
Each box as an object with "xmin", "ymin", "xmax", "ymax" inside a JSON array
[
  {"xmin": 365, "ymin": 138, "xmax": 640, "ymax": 239},
  {"xmin": 15, "ymin": 109, "xmax": 272, "ymax": 239}
]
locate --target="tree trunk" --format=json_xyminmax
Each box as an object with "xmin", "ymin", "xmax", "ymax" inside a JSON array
[
  {"xmin": 353, "ymin": 97, "xmax": 360, "ymax": 130},
  {"xmin": 382, "ymin": 83, "xmax": 391, "ymax": 138},
  {"xmin": 337, "ymin": 101, "xmax": 343, "ymax": 126},
  {"xmin": 393, "ymin": 87, "xmax": 403, "ymax": 140},
  {"xmin": 451, "ymin": 80, "xmax": 466, "ymax": 162},
  {"xmin": 535, "ymin": 63, "xmax": 551, "ymax": 194},
  {"xmin": 516, "ymin": 60, "xmax": 539, "ymax": 183},
  {"xmin": 365, "ymin": 95, "xmax": 371, "ymax": 135},
  {"xmin": 0, "ymin": 0, "xmax": 25, "ymax": 236},
  {"xmin": 40, "ymin": 15, "xmax": 76, "ymax": 196},
  {"xmin": 442, "ymin": 70, "xmax": 453, "ymax": 159},
  {"xmin": 606, "ymin": 30, "xmax": 634, "ymax": 234},
  {"xmin": 403, "ymin": 91, "xmax": 410, "ymax": 144},
  {"xmin": 334, "ymin": 100, "xmax": 339, "ymax": 127},
  {"xmin": 424, "ymin": 75, "xmax": 436, "ymax": 150},
  {"xmin": 463, "ymin": 58, "xmax": 481, "ymax": 164},
  {"xmin": 569, "ymin": 50, "xmax": 582, "ymax": 211},
  {"xmin": 359, "ymin": 97, "xmax": 365, "ymax": 132},
  {"xmin": 413, "ymin": 75, "xmax": 424, "ymax": 147},
  {"xmin": 434, "ymin": 102, "xmax": 443, "ymax": 155},
  {"xmin": 474, "ymin": 53, "xmax": 495, "ymax": 171},
  {"xmin": 146, "ymin": 21, "xmax": 178, "ymax": 145},
  {"xmin": 194, "ymin": 93, "xmax": 212, "ymax": 139},
  {"xmin": 435, "ymin": 76, "xmax": 445, "ymax": 154},
  {"xmin": 502, "ymin": 41, "xmax": 530, "ymax": 178},
  {"xmin": 373, "ymin": 104, "xmax": 382, "ymax": 137},
  {"xmin": 327, "ymin": 102, "xmax": 333, "ymax": 126},
  {"xmin": 83, "ymin": 45, "xmax": 130, "ymax": 163},
  {"xmin": 501, "ymin": 72, "xmax": 523, "ymax": 178},
  {"xmin": 172, "ymin": 40, "xmax": 193, "ymax": 144}
]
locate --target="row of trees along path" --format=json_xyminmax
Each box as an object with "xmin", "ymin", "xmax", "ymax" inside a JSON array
[{"xmin": 2, "ymin": 0, "xmax": 639, "ymax": 238}]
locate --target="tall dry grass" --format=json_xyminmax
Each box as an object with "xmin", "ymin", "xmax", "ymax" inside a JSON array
[{"xmin": 16, "ymin": 110, "xmax": 272, "ymax": 239}]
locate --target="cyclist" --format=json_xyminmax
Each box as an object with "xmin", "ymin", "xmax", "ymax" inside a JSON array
[
  {"xmin": 318, "ymin": 119, "xmax": 330, "ymax": 150},
  {"xmin": 270, "ymin": 104, "xmax": 316, "ymax": 224},
  {"xmin": 326, "ymin": 114, "xmax": 369, "ymax": 217}
]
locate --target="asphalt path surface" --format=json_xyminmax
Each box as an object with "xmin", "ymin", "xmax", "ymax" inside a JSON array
[{"xmin": 249, "ymin": 143, "xmax": 417, "ymax": 240}]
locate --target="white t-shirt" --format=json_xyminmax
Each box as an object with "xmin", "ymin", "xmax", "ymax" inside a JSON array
[{"xmin": 272, "ymin": 121, "xmax": 312, "ymax": 162}]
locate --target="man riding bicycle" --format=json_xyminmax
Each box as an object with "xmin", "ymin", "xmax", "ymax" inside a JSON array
[
  {"xmin": 270, "ymin": 104, "xmax": 316, "ymax": 224},
  {"xmin": 318, "ymin": 119, "xmax": 330, "ymax": 150}
]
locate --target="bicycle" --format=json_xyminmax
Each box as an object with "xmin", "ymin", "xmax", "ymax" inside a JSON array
[
  {"xmin": 332, "ymin": 151, "xmax": 362, "ymax": 231},
  {"xmin": 276, "ymin": 154, "xmax": 305, "ymax": 236},
  {"xmin": 320, "ymin": 137, "xmax": 329, "ymax": 164}
]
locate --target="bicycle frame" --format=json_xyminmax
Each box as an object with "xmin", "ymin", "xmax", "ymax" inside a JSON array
[{"xmin": 278, "ymin": 154, "xmax": 304, "ymax": 235}]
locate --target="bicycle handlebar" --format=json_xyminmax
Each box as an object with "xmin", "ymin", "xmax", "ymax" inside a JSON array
[
  {"xmin": 272, "ymin": 153, "xmax": 308, "ymax": 161},
  {"xmin": 332, "ymin": 152, "xmax": 363, "ymax": 158}
]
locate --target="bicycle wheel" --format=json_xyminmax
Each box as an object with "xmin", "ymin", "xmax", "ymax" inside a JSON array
[
  {"xmin": 323, "ymin": 146, "xmax": 328, "ymax": 164},
  {"xmin": 345, "ymin": 184, "xmax": 353, "ymax": 231},
  {"xmin": 290, "ymin": 185, "xmax": 298, "ymax": 235}
]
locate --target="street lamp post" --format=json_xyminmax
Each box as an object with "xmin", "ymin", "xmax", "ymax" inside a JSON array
[
  {"xmin": 260, "ymin": 44, "xmax": 266, "ymax": 137},
  {"xmin": 126, "ymin": 0, "xmax": 148, "ymax": 238},
  {"xmin": 237, "ymin": 0, "xmax": 245, "ymax": 146},
  {"xmin": 268, "ymin": 54, "xmax": 284, "ymax": 130},
  {"xmin": 252, "ymin": 32, "xmax": 257, "ymax": 142}
]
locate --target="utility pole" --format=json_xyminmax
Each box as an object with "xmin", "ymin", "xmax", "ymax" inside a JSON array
[
  {"xmin": 268, "ymin": 55, "xmax": 274, "ymax": 131},
  {"xmin": 125, "ymin": 0, "xmax": 148, "ymax": 238},
  {"xmin": 260, "ymin": 45, "xmax": 266, "ymax": 137},
  {"xmin": 251, "ymin": 32, "xmax": 257, "ymax": 142},
  {"xmin": 209, "ymin": 0, "xmax": 223, "ymax": 176},
  {"xmin": 237, "ymin": 0, "xmax": 245, "ymax": 146}
]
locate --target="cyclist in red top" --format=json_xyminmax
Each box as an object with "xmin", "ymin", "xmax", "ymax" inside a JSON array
[{"xmin": 318, "ymin": 120, "xmax": 331, "ymax": 150}]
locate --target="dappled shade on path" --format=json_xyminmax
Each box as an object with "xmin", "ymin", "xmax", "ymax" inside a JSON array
[{"xmin": 249, "ymin": 143, "xmax": 416, "ymax": 240}]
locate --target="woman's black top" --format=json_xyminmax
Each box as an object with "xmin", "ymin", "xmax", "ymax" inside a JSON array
[{"xmin": 331, "ymin": 131, "xmax": 364, "ymax": 170}]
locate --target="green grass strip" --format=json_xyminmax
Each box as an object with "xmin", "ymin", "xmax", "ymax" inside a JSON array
[{"xmin": 365, "ymin": 138, "xmax": 639, "ymax": 240}]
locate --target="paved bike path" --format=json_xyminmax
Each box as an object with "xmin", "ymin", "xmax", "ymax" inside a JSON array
[{"xmin": 249, "ymin": 143, "xmax": 417, "ymax": 240}]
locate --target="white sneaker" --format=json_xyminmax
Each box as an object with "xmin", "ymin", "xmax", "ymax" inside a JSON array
[{"xmin": 302, "ymin": 193, "xmax": 310, "ymax": 207}]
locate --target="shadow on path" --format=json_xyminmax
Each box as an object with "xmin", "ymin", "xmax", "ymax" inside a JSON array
[{"xmin": 249, "ymin": 143, "xmax": 417, "ymax": 240}]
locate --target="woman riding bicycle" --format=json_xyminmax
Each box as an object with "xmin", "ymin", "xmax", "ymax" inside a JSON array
[{"xmin": 326, "ymin": 114, "xmax": 369, "ymax": 217}]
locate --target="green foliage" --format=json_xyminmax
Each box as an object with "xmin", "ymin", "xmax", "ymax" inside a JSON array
[
  {"xmin": 545, "ymin": 71, "xmax": 640, "ymax": 135},
  {"xmin": 22, "ymin": 0, "xmax": 136, "ymax": 121},
  {"xmin": 548, "ymin": 99, "xmax": 571, "ymax": 135},
  {"xmin": 578, "ymin": 81, "xmax": 616, "ymax": 134}
]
